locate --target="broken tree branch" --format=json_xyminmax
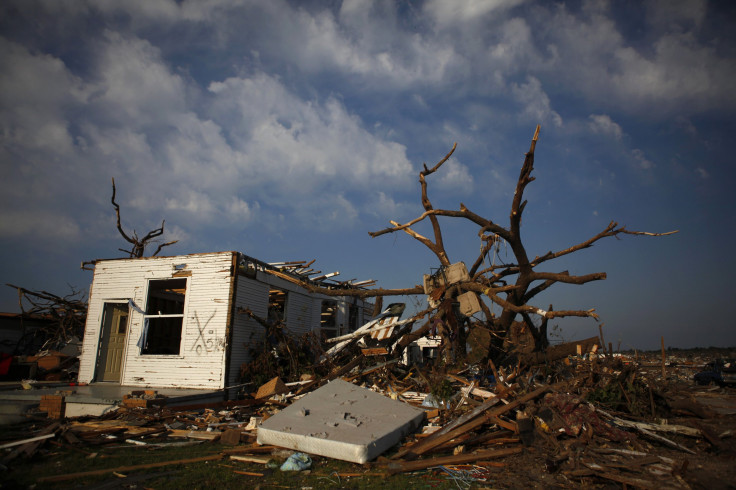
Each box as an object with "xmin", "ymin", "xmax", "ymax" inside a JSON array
[{"xmin": 110, "ymin": 177, "xmax": 178, "ymax": 258}]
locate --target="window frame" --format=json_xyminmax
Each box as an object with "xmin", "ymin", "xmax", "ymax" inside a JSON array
[{"xmin": 140, "ymin": 277, "xmax": 188, "ymax": 356}]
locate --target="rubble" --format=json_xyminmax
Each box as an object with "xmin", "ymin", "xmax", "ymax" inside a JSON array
[{"xmin": 1, "ymin": 341, "xmax": 734, "ymax": 488}]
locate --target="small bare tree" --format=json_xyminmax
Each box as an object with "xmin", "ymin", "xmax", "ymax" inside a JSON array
[{"xmin": 111, "ymin": 177, "xmax": 178, "ymax": 257}]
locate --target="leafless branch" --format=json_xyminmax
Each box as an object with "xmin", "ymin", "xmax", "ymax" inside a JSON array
[{"xmin": 110, "ymin": 178, "xmax": 178, "ymax": 258}]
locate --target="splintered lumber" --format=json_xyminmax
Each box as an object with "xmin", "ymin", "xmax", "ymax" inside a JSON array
[
  {"xmin": 592, "ymin": 448, "xmax": 674, "ymax": 464},
  {"xmin": 233, "ymin": 470, "xmax": 264, "ymax": 477},
  {"xmin": 230, "ymin": 455, "xmax": 270, "ymax": 464},
  {"xmin": 2, "ymin": 422, "xmax": 60, "ymax": 464},
  {"xmin": 402, "ymin": 384, "xmax": 548, "ymax": 460},
  {"xmin": 637, "ymin": 427, "xmax": 696, "ymax": 454},
  {"xmin": 387, "ymin": 446, "xmax": 522, "ymax": 475},
  {"xmin": 391, "ymin": 391, "xmax": 501, "ymax": 460},
  {"xmin": 37, "ymin": 454, "xmax": 224, "ymax": 483},
  {"xmin": 603, "ymin": 414, "xmax": 701, "ymax": 438},
  {"xmin": 0, "ymin": 433, "xmax": 56, "ymax": 450},
  {"xmin": 255, "ymin": 377, "xmax": 289, "ymax": 400}
]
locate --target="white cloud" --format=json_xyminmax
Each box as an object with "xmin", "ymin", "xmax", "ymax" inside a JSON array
[
  {"xmin": 165, "ymin": 190, "xmax": 216, "ymax": 215},
  {"xmin": 227, "ymin": 198, "xmax": 259, "ymax": 223},
  {"xmin": 424, "ymin": 0, "xmax": 527, "ymax": 30},
  {"xmin": 511, "ymin": 76, "xmax": 562, "ymax": 127},
  {"xmin": 0, "ymin": 39, "xmax": 84, "ymax": 155},
  {"xmin": 537, "ymin": 2, "xmax": 736, "ymax": 114},
  {"xmin": 631, "ymin": 149, "xmax": 654, "ymax": 170},
  {"xmin": 0, "ymin": 20, "xmax": 420, "ymax": 243},
  {"xmin": 89, "ymin": 31, "xmax": 187, "ymax": 127},
  {"xmin": 588, "ymin": 114, "xmax": 623, "ymax": 140},
  {"xmin": 207, "ymin": 74, "xmax": 414, "ymax": 191},
  {"xmin": 695, "ymin": 167, "xmax": 709, "ymax": 179},
  {"xmin": 438, "ymin": 160, "xmax": 474, "ymax": 192},
  {"xmin": 486, "ymin": 17, "xmax": 537, "ymax": 72}
]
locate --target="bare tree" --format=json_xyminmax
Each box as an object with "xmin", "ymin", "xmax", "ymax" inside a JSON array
[
  {"xmin": 369, "ymin": 125, "xmax": 676, "ymax": 360},
  {"xmin": 209, "ymin": 126, "xmax": 674, "ymax": 363},
  {"xmin": 111, "ymin": 177, "xmax": 178, "ymax": 258}
]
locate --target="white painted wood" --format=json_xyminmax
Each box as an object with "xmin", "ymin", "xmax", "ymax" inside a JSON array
[
  {"xmin": 227, "ymin": 276, "xmax": 269, "ymax": 388},
  {"xmin": 79, "ymin": 252, "xmax": 235, "ymax": 389},
  {"xmin": 285, "ymin": 291, "xmax": 313, "ymax": 336},
  {"xmin": 79, "ymin": 251, "xmax": 374, "ymax": 393}
]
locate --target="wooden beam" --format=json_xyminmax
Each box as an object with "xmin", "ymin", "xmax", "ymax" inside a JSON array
[
  {"xmin": 402, "ymin": 385, "xmax": 548, "ymax": 460},
  {"xmin": 387, "ymin": 446, "xmax": 522, "ymax": 475}
]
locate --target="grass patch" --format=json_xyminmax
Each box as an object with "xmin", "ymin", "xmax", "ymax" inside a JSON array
[{"xmin": 2, "ymin": 438, "xmax": 453, "ymax": 489}]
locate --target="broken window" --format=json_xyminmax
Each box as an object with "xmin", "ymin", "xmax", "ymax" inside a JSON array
[
  {"xmin": 321, "ymin": 300, "xmax": 338, "ymax": 338},
  {"xmin": 142, "ymin": 278, "xmax": 186, "ymax": 355},
  {"xmin": 268, "ymin": 287, "xmax": 287, "ymax": 324}
]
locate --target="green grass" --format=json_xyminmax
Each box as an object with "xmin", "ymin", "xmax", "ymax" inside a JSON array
[{"xmin": 1, "ymin": 439, "xmax": 463, "ymax": 489}]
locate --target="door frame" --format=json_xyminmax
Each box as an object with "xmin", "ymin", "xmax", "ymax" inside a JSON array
[{"xmin": 94, "ymin": 301, "xmax": 130, "ymax": 383}]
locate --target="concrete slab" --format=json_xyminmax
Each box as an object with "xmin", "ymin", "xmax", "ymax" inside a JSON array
[{"xmin": 257, "ymin": 379, "xmax": 425, "ymax": 464}]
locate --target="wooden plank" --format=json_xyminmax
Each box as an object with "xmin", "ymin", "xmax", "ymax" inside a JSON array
[
  {"xmin": 403, "ymin": 385, "xmax": 548, "ymax": 460},
  {"xmin": 361, "ymin": 347, "xmax": 389, "ymax": 356},
  {"xmin": 0, "ymin": 433, "xmax": 55, "ymax": 450},
  {"xmin": 230, "ymin": 455, "xmax": 270, "ymax": 464},
  {"xmin": 2, "ymin": 422, "xmax": 60, "ymax": 464},
  {"xmin": 391, "ymin": 391, "xmax": 501, "ymax": 460},
  {"xmin": 233, "ymin": 470, "xmax": 264, "ymax": 477},
  {"xmin": 387, "ymin": 446, "xmax": 522, "ymax": 475}
]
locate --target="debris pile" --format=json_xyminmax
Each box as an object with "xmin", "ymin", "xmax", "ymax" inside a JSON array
[{"xmin": 2, "ymin": 338, "xmax": 735, "ymax": 488}]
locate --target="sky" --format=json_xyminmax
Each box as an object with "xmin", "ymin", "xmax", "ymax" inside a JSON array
[{"xmin": 1, "ymin": 0, "xmax": 734, "ymax": 351}]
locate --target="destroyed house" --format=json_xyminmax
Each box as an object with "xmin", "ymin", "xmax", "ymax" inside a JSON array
[{"xmin": 78, "ymin": 251, "xmax": 372, "ymax": 392}]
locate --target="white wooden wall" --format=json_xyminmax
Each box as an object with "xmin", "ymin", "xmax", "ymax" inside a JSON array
[
  {"xmin": 227, "ymin": 275, "xmax": 269, "ymax": 389},
  {"xmin": 78, "ymin": 252, "xmax": 235, "ymax": 389},
  {"xmin": 80, "ymin": 251, "xmax": 373, "ymax": 392}
]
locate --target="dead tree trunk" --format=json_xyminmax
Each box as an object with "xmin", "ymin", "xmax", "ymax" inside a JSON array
[
  {"xmin": 368, "ymin": 126, "xmax": 676, "ymax": 361},
  {"xmin": 244, "ymin": 127, "xmax": 676, "ymax": 364}
]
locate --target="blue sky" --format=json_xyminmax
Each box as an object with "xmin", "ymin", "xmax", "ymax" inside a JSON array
[{"xmin": 1, "ymin": 0, "xmax": 734, "ymax": 350}]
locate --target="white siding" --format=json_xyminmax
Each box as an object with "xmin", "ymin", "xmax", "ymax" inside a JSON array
[
  {"xmin": 311, "ymin": 300, "xmax": 323, "ymax": 333},
  {"xmin": 80, "ymin": 251, "xmax": 373, "ymax": 393},
  {"xmin": 286, "ymin": 291, "xmax": 313, "ymax": 336},
  {"xmin": 227, "ymin": 276, "xmax": 269, "ymax": 388},
  {"xmin": 79, "ymin": 252, "xmax": 235, "ymax": 389}
]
